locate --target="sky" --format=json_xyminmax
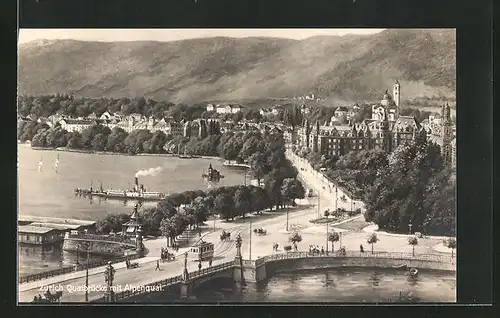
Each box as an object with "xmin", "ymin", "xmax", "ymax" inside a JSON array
[{"xmin": 18, "ymin": 29, "xmax": 385, "ymax": 44}]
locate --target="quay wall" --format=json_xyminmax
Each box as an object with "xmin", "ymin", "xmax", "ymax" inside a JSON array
[{"xmin": 265, "ymin": 255, "xmax": 456, "ymax": 275}]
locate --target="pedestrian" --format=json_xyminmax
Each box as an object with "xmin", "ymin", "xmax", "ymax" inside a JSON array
[
  {"xmin": 321, "ymin": 246, "xmax": 324, "ymax": 255},
  {"xmin": 360, "ymin": 244, "xmax": 364, "ymax": 253},
  {"xmin": 209, "ymin": 258, "xmax": 213, "ymax": 266},
  {"xmin": 155, "ymin": 260, "xmax": 160, "ymax": 271},
  {"xmin": 198, "ymin": 261, "xmax": 202, "ymax": 271}
]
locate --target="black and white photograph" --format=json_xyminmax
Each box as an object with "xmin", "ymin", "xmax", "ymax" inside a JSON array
[{"xmin": 17, "ymin": 28, "xmax": 457, "ymax": 304}]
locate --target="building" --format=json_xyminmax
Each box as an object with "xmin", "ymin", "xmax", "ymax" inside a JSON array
[
  {"xmin": 297, "ymin": 81, "xmax": 427, "ymax": 157},
  {"xmin": 58, "ymin": 119, "xmax": 95, "ymax": 133},
  {"xmin": 214, "ymin": 104, "xmax": 243, "ymax": 114},
  {"xmin": 206, "ymin": 104, "xmax": 215, "ymax": 112},
  {"xmin": 18, "ymin": 225, "xmax": 62, "ymax": 245},
  {"xmin": 450, "ymin": 137, "xmax": 456, "ymax": 168},
  {"xmin": 334, "ymin": 106, "xmax": 349, "ymax": 120}
]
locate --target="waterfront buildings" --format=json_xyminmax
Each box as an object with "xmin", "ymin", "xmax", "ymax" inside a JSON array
[
  {"xmin": 18, "ymin": 225, "xmax": 62, "ymax": 245},
  {"xmin": 297, "ymin": 81, "xmax": 456, "ymax": 166}
]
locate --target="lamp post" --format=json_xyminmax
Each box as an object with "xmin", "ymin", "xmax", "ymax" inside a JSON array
[
  {"xmin": 104, "ymin": 261, "xmax": 115, "ymax": 302},
  {"xmin": 249, "ymin": 220, "xmax": 252, "ymax": 260},
  {"xmin": 212, "ymin": 214, "xmax": 216, "ymax": 233},
  {"xmin": 325, "ymin": 210, "xmax": 329, "ymax": 253},
  {"xmin": 85, "ymin": 244, "xmax": 91, "ymax": 302},
  {"xmin": 317, "ymin": 194, "xmax": 320, "ymax": 219},
  {"xmin": 76, "ymin": 244, "xmax": 80, "ymax": 265},
  {"xmin": 335, "ymin": 187, "xmax": 338, "ymax": 212},
  {"xmin": 286, "ymin": 208, "xmax": 289, "ymax": 232},
  {"xmin": 339, "ymin": 231, "xmax": 342, "ymax": 248},
  {"xmin": 409, "ymin": 221, "xmax": 413, "ymax": 235},
  {"xmin": 350, "ymin": 198, "xmax": 353, "ymax": 212},
  {"xmin": 353, "ymin": 201, "xmax": 356, "ymax": 213}
]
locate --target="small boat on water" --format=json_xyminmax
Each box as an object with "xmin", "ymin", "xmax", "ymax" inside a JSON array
[
  {"xmin": 409, "ymin": 267, "xmax": 418, "ymax": 277},
  {"xmin": 393, "ymin": 264, "xmax": 408, "ymax": 269}
]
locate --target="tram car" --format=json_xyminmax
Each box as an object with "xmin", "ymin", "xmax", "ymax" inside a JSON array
[{"xmin": 189, "ymin": 240, "xmax": 214, "ymax": 261}]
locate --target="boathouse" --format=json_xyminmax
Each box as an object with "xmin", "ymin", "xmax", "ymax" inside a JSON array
[{"xmin": 18, "ymin": 225, "xmax": 62, "ymax": 245}]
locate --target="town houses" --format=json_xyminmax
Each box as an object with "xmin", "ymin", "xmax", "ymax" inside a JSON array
[
  {"xmin": 206, "ymin": 103, "xmax": 243, "ymax": 114},
  {"xmin": 296, "ymin": 80, "xmax": 456, "ymax": 166}
]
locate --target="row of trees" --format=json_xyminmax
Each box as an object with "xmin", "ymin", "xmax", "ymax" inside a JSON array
[
  {"xmin": 17, "ymin": 94, "xmax": 207, "ymax": 121},
  {"xmin": 27, "ymin": 123, "xmax": 171, "ymax": 155},
  {"xmin": 96, "ymin": 178, "xmax": 304, "ymax": 240}
]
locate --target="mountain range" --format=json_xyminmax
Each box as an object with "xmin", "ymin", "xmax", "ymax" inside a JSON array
[{"xmin": 18, "ymin": 29, "xmax": 456, "ymax": 105}]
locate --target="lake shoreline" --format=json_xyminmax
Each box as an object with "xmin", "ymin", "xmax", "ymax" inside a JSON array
[{"xmin": 26, "ymin": 145, "xmax": 221, "ymax": 160}]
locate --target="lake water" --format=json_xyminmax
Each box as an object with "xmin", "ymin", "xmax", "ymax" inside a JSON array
[
  {"xmin": 137, "ymin": 268, "xmax": 456, "ymax": 303},
  {"xmin": 17, "ymin": 145, "xmax": 246, "ymax": 275}
]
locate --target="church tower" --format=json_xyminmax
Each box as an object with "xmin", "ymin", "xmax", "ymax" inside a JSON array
[
  {"xmin": 441, "ymin": 103, "xmax": 453, "ymax": 164},
  {"xmin": 393, "ymin": 79, "xmax": 401, "ymax": 117}
]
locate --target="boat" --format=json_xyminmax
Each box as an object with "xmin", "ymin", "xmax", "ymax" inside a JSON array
[
  {"xmin": 75, "ymin": 176, "xmax": 168, "ymax": 201},
  {"xmin": 409, "ymin": 267, "xmax": 418, "ymax": 277},
  {"xmin": 393, "ymin": 264, "xmax": 408, "ymax": 269}
]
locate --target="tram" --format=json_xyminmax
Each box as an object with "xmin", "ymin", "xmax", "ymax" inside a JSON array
[{"xmin": 189, "ymin": 240, "xmax": 214, "ymax": 261}]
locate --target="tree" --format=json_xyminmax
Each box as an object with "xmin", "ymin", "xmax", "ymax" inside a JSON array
[
  {"xmin": 328, "ymin": 231, "xmax": 340, "ymax": 252},
  {"xmin": 248, "ymin": 151, "xmax": 268, "ymax": 186},
  {"xmin": 281, "ymin": 178, "xmax": 306, "ymax": 206},
  {"xmin": 96, "ymin": 213, "xmax": 130, "ymax": 234},
  {"xmin": 445, "ymin": 238, "xmax": 456, "ymax": 258},
  {"xmin": 366, "ymin": 233, "xmax": 379, "ymax": 254},
  {"xmin": 213, "ymin": 193, "xmax": 235, "ymax": 221},
  {"xmin": 234, "ymin": 186, "xmax": 252, "ymax": 218},
  {"xmin": 408, "ymin": 236, "xmax": 418, "ymax": 256}
]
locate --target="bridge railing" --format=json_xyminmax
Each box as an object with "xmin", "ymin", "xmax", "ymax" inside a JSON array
[
  {"xmin": 66, "ymin": 233, "xmax": 136, "ymax": 245},
  {"xmin": 19, "ymin": 252, "xmax": 141, "ymax": 284},
  {"xmin": 112, "ymin": 275, "xmax": 183, "ymax": 302},
  {"xmin": 186, "ymin": 261, "xmax": 234, "ymax": 280},
  {"xmin": 259, "ymin": 251, "xmax": 455, "ymax": 264}
]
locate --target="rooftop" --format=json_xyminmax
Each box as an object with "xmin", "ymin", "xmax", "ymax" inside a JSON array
[
  {"xmin": 29, "ymin": 222, "xmax": 83, "ymax": 231},
  {"xmin": 18, "ymin": 225, "xmax": 58, "ymax": 234}
]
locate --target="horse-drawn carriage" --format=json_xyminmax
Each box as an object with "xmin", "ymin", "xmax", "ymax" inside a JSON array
[
  {"xmin": 160, "ymin": 247, "xmax": 176, "ymax": 262},
  {"xmin": 126, "ymin": 259, "xmax": 139, "ymax": 269},
  {"xmin": 32, "ymin": 290, "xmax": 63, "ymax": 303},
  {"xmin": 220, "ymin": 230, "xmax": 231, "ymax": 241},
  {"xmin": 253, "ymin": 228, "xmax": 267, "ymax": 235}
]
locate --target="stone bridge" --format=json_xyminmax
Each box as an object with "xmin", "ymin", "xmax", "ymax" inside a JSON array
[{"xmin": 96, "ymin": 250, "xmax": 455, "ymax": 302}]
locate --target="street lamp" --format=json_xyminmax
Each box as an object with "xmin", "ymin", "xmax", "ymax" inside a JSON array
[
  {"xmin": 409, "ymin": 221, "xmax": 413, "ymax": 235},
  {"xmin": 324, "ymin": 210, "xmax": 330, "ymax": 253},
  {"xmin": 335, "ymin": 187, "xmax": 338, "ymax": 212},
  {"xmin": 85, "ymin": 243, "xmax": 91, "ymax": 302},
  {"xmin": 339, "ymin": 231, "xmax": 342, "ymax": 248},
  {"xmin": 76, "ymin": 244, "xmax": 80, "ymax": 265}
]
